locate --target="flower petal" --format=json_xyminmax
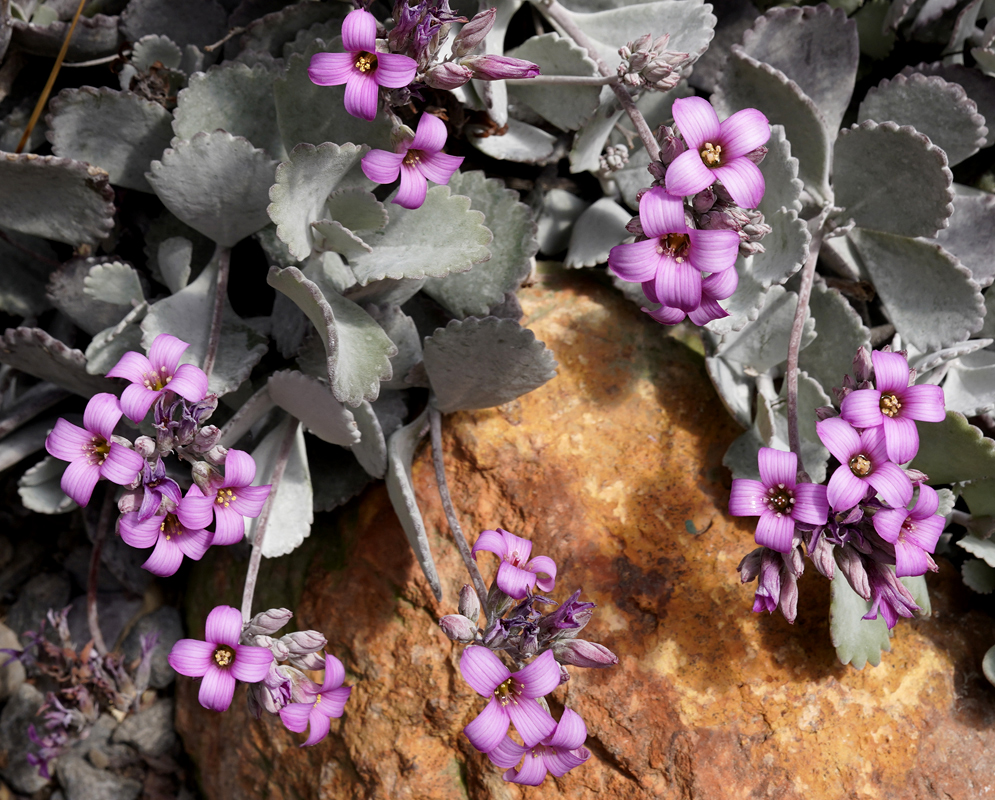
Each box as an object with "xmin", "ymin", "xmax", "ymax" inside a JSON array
[
  {"xmin": 792, "ymin": 483, "xmax": 829, "ymax": 525},
  {"xmin": 460, "ymin": 645, "xmax": 510, "ymax": 695},
  {"xmin": 607, "ymin": 239, "xmax": 663, "ymax": 283},
  {"xmin": 280, "ymin": 702, "xmax": 312, "ymax": 733},
  {"xmin": 687, "ymin": 228, "xmax": 739, "ymax": 273},
  {"xmin": 871, "ymin": 507, "xmax": 907, "ymax": 544},
  {"xmin": 496, "ymin": 561, "xmax": 537, "ymax": 599},
  {"xmin": 816, "ymin": 417, "xmax": 860, "ymax": 463},
  {"xmin": 871, "ymin": 350, "xmax": 910, "ymax": 393},
  {"xmin": 417, "ymin": 151, "xmax": 463, "ymax": 185},
  {"xmin": 106, "ymin": 350, "xmax": 153, "ymax": 385},
  {"xmin": 882, "ymin": 414, "xmax": 918, "ymax": 465},
  {"xmin": 45, "ymin": 419, "xmax": 91, "ymax": 463},
  {"xmin": 341, "ymin": 8, "xmax": 377, "ymax": 52},
  {"xmin": 395, "ymin": 163, "xmax": 428, "ymax": 209},
  {"xmin": 321, "ymin": 654, "xmax": 346, "ymax": 691},
  {"xmin": 899, "ymin": 383, "xmax": 946, "ymax": 422},
  {"xmin": 119, "ymin": 512, "xmax": 162, "ymax": 549},
  {"xmin": 99, "ymin": 442, "xmax": 144, "ymax": 486},
  {"xmin": 548, "ymin": 707, "xmax": 587, "ymax": 750},
  {"xmin": 213, "ymin": 506, "xmax": 246, "ymax": 546},
  {"xmin": 755, "ymin": 510, "xmax": 794, "ymax": 553},
  {"xmin": 411, "ymin": 112, "xmax": 447, "ymax": 153},
  {"xmin": 504, "ymin": 750, "xmax": 548, "ymax": 785},
  {"xmin": 642, "ymin": 277, "xmax": 659, "ymax": 304},
  {"xmin": 671, "ymin": 96, "xmax": 720, "ymax": 150},
  {"xmin": 867, "ymin": 460, "xmax": 913, "ymax": 509},
  {"xmin": 373, "ymin": 52, "xmax": 418, "ymax": 88},
  {"xmin": 344, "ymin": 73, "xmax": 379, "ymax": 121},
  {"xmin": 177, "ymin": 487, "xmax": 215, "ymax": 530},
  {"xmin": 728, "ymin": 478, "xmax": 767, "ymax": 517},
  {"xmin": 361, "ymin": 149, "xmax": 404, "ymax": 184},
  {"xmin": 528, "ymin": 555, "xmax": 557, "ymax": 593},
  {"xmin": 687, "ymin": 297, "xmax": 726, "ymax": 326},
  {"xmin": 302, "ymin": 708, "xmax": 332, "ymax": 746},
  {"xmin": 315, "ymin": 686, "xmax": 351, "ymax": 718},
  {"xmin": 711, "ymin": 159, "xmax": 765, "ymax": 209},
  {"xmin": 463, "ymin": 697, "xmax": 509, "ymax": 753},
  {"xmin": 859, "ymin": 425, "xmax": 890, "ymax": 464},
  {"xmin": 486, "ymin": 736, "xmax": 527, "ymax": 769},
  {"xmin": 229, "ymin": 484, "xmax": 271, "ymax": 518},
  {"xmin": 904, "ymin": 513, "xmax": 944, "ymax": 552},
  {"xmin": 544, "ymin": 746, "xmax": 590, "ymax": 777},
  {"xmin": 639, "ymin": 187, "xmax": 685, "ymax": 238},
  {"xmin": 231, "ymin": 644, "xmax": 274, "ymax": 682},
  {"xmin": 308, "ymin": 52, "xmax": 355, "ymax": 86},
  {"xmin": 826, "ymin": 467, "xmax": 867, "ymax": 512},
  {"xmin": 168, "ymin": 639, "xmax": 214, "ymax": 677},
  {"xmin": 912, "ymin": 484, "xmax": 939, "ymax": 518},
  {"xmin": 758, "ymin": 447, "xmax": 797, "ymax": 489},
  {"xmin": 471, "ymin": 529, "xmax": 508, "ymax": 560},
  {"xmin": 148, "ymin": 333, "xmax": 188, "ymax": 374},
  {"xmin": 656, "ymin": 255, "xmax": 701, "ymax": 312},
  {"xmin": 205, "ymin": 605, "xmax": 243, "ymax": 647},
  {"xmin": 84, "ymin": 393, "xmax": 123, "ymax": 441},
  {"xmin": 198, "ymin": 665, "xmax": 236, "ymax": 712},
  {"xmin": 515, "ymin": 650, "xmax": 560, "ymax": 699},
  {"xmin": 702, "ymin": 266, "xmax": 738, "ymax": 300},
  {"xmin": 506, "ymin": 697, "xmax": 557, "ymax": 747},
  {"xmin": 840, "ymin": 389, "xmax": 884, "ymax": 429},
  {"xmin": 894, "ymin": 541, "xmax": 929, "ymax": 577},
  {"xmin": 61, "ymin": 458, "xmax": 100, "ymax": 507},
  {"xmin": 645, "ymin": 305, "xmax": 686, "ymax": 325},
  {"xmin": 168, "ymin": 364, "xmax": 208, "ymax": 403},
  {"xmin": 174, "ymin": 526, "xmax": 214, "ymax": 561},
  {"xmin": 718, "ymin": 107, "xmax": 770, "ymax": 158},
  {"xmin": 223, "ymin": 449, "xmax": 257, "ymax": 489},
  {"xmin": 142, "ymin": 534, "xmax": 184, "ymax": 577},
  {"xmin": 664, "ymin": 149, "xmax": 714, "ymax": 199},
  {"xmin": 119, "ymin": 383, "xmax": 159, "ymax": 424}
]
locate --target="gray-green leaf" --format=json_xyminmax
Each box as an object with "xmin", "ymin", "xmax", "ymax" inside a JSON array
[
  {"xmin": 83, "ymin": 262, "xmax": 144, "ymax": 306},
  {"xmin": 830, "ymin": 569, "xmax": 890, "ymax": 669},
  {"xmin": 18, "ymin": 456, "xmax": 77, "ymax": 514},
  {"xmin": 909, "ymin": 410, "xmax": 995, "ymax": 483},
  {"xmin": 267, "ymin": 369, "xmax": 360, "ymax": 447},
  {"xmin": 564, "ymin": 197, "xmax": 631, "ymax": 269},
  {"xmin": 0, "ymin": 327, "xmax": 116, "ymax": 397},
  {"xmin": 798, "ymin": 280, "xmax": 870, "ymax": 396}
]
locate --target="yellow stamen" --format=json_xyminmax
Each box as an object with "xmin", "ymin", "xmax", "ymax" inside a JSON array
[{"xmin": 700, "ymin": 142, "xmax": 722, "ymax": 166}]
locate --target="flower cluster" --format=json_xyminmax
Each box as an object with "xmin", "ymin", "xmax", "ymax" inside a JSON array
[
  {"xmin": 438, "ymin": 529, "xmax": 616, "ymax": 785},
  {"xmin": 729, "ymin": 348, "xmax": 947, "ymax": 628},
  {"xmin": 608, "ymin": 96, "xmax": 771, "ymax": 326},
  {"xmin": 617, "ymin": 34, "xmax": 693, "ymax": 91}
]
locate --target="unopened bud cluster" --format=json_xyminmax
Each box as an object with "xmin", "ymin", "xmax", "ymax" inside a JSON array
[{"xmin": 618, "ymin": 33, "xmax": 693, "ymax": 91}]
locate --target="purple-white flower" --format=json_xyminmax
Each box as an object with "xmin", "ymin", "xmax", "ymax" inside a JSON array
[
  {"xmin": 360, "ymin": 113, "xmax": 464, "ymax": 209},
  {"xmin": 839, "ymin": 350, "xmax": 945, "ymax": 464},
  {"xmin": 664, "ymin": 96, "xmax": 770, "ymax": 208},
  {"xmin": 608, "ymin": 187, "xmax": 739, "ymax": 313},
  {"xmin": 44, "ymin": 393, "xmax": 145, "ymax": 507},
  {"xmin": 872, "ymin": 484, "xmax": 944, "ymax": 577},
  {"xmin": 119, "ymin": 489, "xmax": 214, "ymax": 577},
  {"xmin": 278, "ymin": 654, "xmax": 352, "ymax": 746},
  {"xmin": 644, "ymin": 260, "xmax": 739, "ymax": 327},
  {"xmin": 816, "ymin": 418, "xmax": 913, "ymax": 512},
  {"xmin": 106, "ymin": 334, "xmax": 208, "ymax": 424},
  {"xmin": 862, "ymin": 559, "xmax": 919, "ymax": 629},
  {"xmin": 471, "ymin": 529, "xmax": 556, "ymax": 599},
  {"xmin": 728, "ymin": 448, "xmax": 829, "ymax": 553},
  {"xmin": 308, "ymin": 8, "xmax": 418, "ymax": 121},
  {"xmin": 460, "ymin": 647, "xmax": 559, "ymax": 752},
  {"xmin": 132, "ymin": 457, "xmax": 181, "ymax": 521},
  {"xmin": 168, "ymin": 605, "xmax": 274, "ymax": 712},
  {"xmin": 486, "ymin": 707, "xmax": 591, "ymax": 785},
  {"xmin": 177, "ymin": 449, "xmax": 271, "ymax": 545}
]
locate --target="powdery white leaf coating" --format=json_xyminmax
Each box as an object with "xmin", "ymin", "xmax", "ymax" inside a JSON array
[
  {"xmin": 0, "ymin": 327, "xmax": 117, "ymax": 398},
  {"xmin": 130, "ymin": 34, "xmax": 183, "ymax": 71},
  {"xmin": 468, "ymin": 119, "xmax": 558, "ymax": 164},
  {"xmin": 238, "ymin": 0, "xmax": 348, "ymax": 59},
  {"xmin": 564, "ymin": 198, "xmax": 631, "ymax": 269},
  {"xmin": 749, "ymin": 208, "xmax": 810, "ymax": 288},
  {"xmin": 536, "ymin": 189, "xmax": 590, "ymax": 254},
  {"xmin": 147, "ymin": 132, "xmax": 277, "ymax": 248},
  {"xmin": 703, "ymin": 257, "xmax": 767, "ymax": 336},
  {"xmin": 423, "ymin": 317, "xmax": 558, "ymax": 413},
  {"xmin": 928, "ymin": 189, "xmax": 995, "ymax": 286},
  {"xmin": 348, "ymin": 185, "xmax": 492, "ymax": 286},
  {"xmin": 121, "ymin": 0, "xmax": 227, "ymax": 51},
  {"xmin": 365, "ymin": 304, "xmax": 423, "ymax": 391},
  {"xmin": 85, "ymin": 313, "xmax": 146, "ymax": 377},
  {"xmin": 909, "ymin": 410, "xmax": 995, "ymax": 484},
  {"xmin": 910, "ymin": 338, "xmax": 994, "ymax": 376},
  {"xmin": 957, "ymin": 534, "xmax": 995, "ymax": 568},
  {"xmin": 834, "ymin": 122, "xmax": 954, "ymax": 239},
  {"xmin": 18, "ymin": 456, "xmax": 77, "ymax": 515},
  {"xmin": 48, "ymin": 258, "xmax": 134, "ymax": 335},
  {"xmin": 267, "ymin": 370, "xmax": 360, "ymax": 447},
  {"xmin": 570, "ymin": 94, "xmax": 625, "ymax": 175},
  {"xmin": 83, "ymin": 262, "xmax": 144, "ymax": 307},
  {"xmin": 938, "ymin": 350, "xmax": 995, "ymax": 416},
  {"xmin": 312, "ymin": 220, "xmax": 373, "ymax": 260},
  {"xmin": 961, "ymin": 477, "xmax": 995, "ymax": 517},
  {"xmin": 830, "ymin": 569, "xmax": 891, "ymax": 669},
  {"xmin": 705, "ymin": 355, "xmax": 753, "ymax": 429},
  {"xmin": 325, "ymin": 188, "xmax": 388, "ymax": 234},
  {"xmin": 755, "ymin": 371, "xmax": 830, "ymax": 483},
  {"xmin": 10, "ymin": 14, "xmax": 120, "ymax": 60},
  {"xmin": 157, "ymin": 237, "xmax": 193, "ymax": 294},
  {"xmin": 858, "ymin": 73, "xmax": 988, "ymax": 167},
  {"xmin": 797, "ymin": 280, "xmax": 870, "ymax": 399},
  {"xmin": 0, "ymin": 153, "xmax": 115, "ymax": 245},
  {"xmin": 901, "ymin": 62, "xmax": 995, "ymax": 148},
  {"xmin": 350, "ymin": 400, "xmax": 387, "ymax": 478},
  {"xmin": 714, "ymin": 285, "xmax": 815, "ymax": 373},
  {"xmin": 962, "ymin": 559, "xmax": 995, "ymax": 594},
  {"xmin": 757, "ymin": 124, "xmax": 803, "ymax": 218}
]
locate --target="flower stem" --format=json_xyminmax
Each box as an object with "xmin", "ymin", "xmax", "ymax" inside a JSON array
[
  {"xmin": 202, "ymin": 245, "xmax": 231, "ymax": 383},
  {"xmin": 240, "ymin": 416, "xmax": 299, "ymax": 622},
  {"xmin": 86, "ymin": 488, "xmax": 117, "ymax": 656},
  {"xmin": 505, "ymin": 74, "xmax": 618, "ymax": 86},
  {"xmin": 428, "ymin": 407, "xmax": 489, "ymax": 623},
  {"xmin": 531, "ymin": 0, "xmax": 660, "ymax": 161}
]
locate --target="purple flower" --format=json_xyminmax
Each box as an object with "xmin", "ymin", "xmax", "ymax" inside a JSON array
[
  {"xmin": 119, "ymin": 490, "xmax": 214, "ymax": 577},
  {"xmin": 816, "ymin": 418, "xmax": 913, "ymax": 512},
  {"xmin": 644, "ymin": 260, "xmax": 739, "ymax": 327},
  {"xmin": 360, "ymin": 113, "xmax": 464, "ymax": 209},
  {"xmin": 862, "ymin": 559, "xmax": 919, "ymax": 628},
  {"xmin": 664, "ymin": 96, "xmax": 769, "ymax": 208},
  {"xmin": 308, "ymin": 8, "xmax": 418, "ymax": 121},
  {"xmin": 460, "ymin": 647, "xmax": 560, "ymax": 752},
  {"xmin": 460, "ymin": 54, "xmax": 540, "ymax": 80},
  {"xmin": 168, "ymin": 605, "xmax": 274, "ymax": 712},
  {"xmin": 839, "ymin": 350, "xmax": 945, "ymax": 464},
  {"xmin": 278, "ymin": 654, "xmax": 352, "ymax": 746},
  {"xmin": 608, "ymin": 187, "xmax": 739, "ymax": 313},
  {"xmin": 176, "ymin": 449, "xmax": 271, "ymax": 545},
  {"xmin": 728, "ymin": 448, "xmax": 829, "ymax": 553},
  {"xmin": 133, "ymin": 457, "xmax": 182, "ymax": 521},
  {"xmin": 106, "ymin": 334, "xmax": 208, "ymax": 423},
  {"xmin": 872, "ymin": 484, "xmax": 944, "ymax": 577},
  {"xmin": 44, "ymin": 393, "xmax": 145, "ymax": 507},
  {"xmin": 471, "ymin": 529, "xmax": 556, "ymax": 599},
  {"xmin": 486, "ymin": 707, "xmax": 591, "ymax": 785}
]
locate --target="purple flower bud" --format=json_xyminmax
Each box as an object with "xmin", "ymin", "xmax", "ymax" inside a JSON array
[
  {"xmin": 835, "ymin": 547, "xmax": 870, "ymax": 600},
  {"xmin": 117, "ymin": 487, "xmax": 144, "ymax": 515},
  {"xmin": 807, "ymin": 528, "xmax": 835, "ymax": 579},
  {"xmin": 280, "ymin": 630, "xmax": 327, "ymax": 656},
  {"xmin": 288, "ymin": 652, "xmax": 327, "ymax": 670},
  {"xmin": 552, "ymin": 639, "xmax": 619, "ymax": 668},
  {"xmin": 539, "ymin": 590, "xmax": 595, "ymax": 639},
  {"xmin": 778, "ymin": 570, "xmax": 799, "ymax": 624},
  {"xmin": 458, "ymin": 584, "xmax": 480, "ymax": 623},
  {"xmin": 744, "ymin": 145, "xmax": 768, "ymax": 165},
  {"xmin": 190, "ymin": 460, "xmax": 218, "ymax": 495},
  {"xmin": 657, "ymin": 126, "xmax": 685, "ymax": 165},
  {"xmin": 134, "ymin": 436, "xmax": 156, "ymax": 458},
  {"xmin": 203, "ymin": 444, "xmax": 228, "ymax": 466},
  {"xmin": 753, "ymin": 549, "xmax": 781, "ymax": 614},
  {"xmin": 739, "ymin": 241, "xmax": 765, "ymax": 257},
  {"xmin": 737, "ymin": 548, "xmax": 763, "ymax": 583},
  {"xmin": 249, "ymin": 635, "xmax": 291, "ymax": 661},
  {"xmin": 193, "ymin": 424, "xmax": 221, "ymax": 452},
  {"xmin": 692, "ymin": 188, "xmax": 716, "ymax": 214},
  {"xmin": 852, "ymin": 346, "xmax": 873, "ymax": 384},
  {"xmin": 625, "ymin": 215, "xmax": 644, "ymax": 236},
  {"xmin": 439, "ymin": 614, "xmax": 477, "ymax": 643},
  {"xmin": 647, "ymin": 160, "xmax": 666, "ymax": 182},
  {"xmin": 244, "ymin": 608, "xmax": 294, "ymax": 637},
  {"xmin": 425, "ymin": 61, "xmax": 473, "ymax": 89},
  {"xmin": 451, "ymin": 7, "xmax": 496, "ymax": 57},
  {"xmin": 558, "ymin": 664, "xmax": 571, "ymax": 684},
  {"xmin": 904, "ymin": 468, "xmax": 929, "ymax": 484},
  {"xmin": 815, "ymin": 405, "xmax": 838, "ymax": 421},
  {"xmin": 460, "ymin": 54, "xmax": 540, "ymax": 80}
]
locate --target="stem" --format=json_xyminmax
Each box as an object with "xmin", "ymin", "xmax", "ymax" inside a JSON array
[
  {"xmin": 0, "ymin": 382, "xmax": 70, "ymax": 440},
  {"xmin": 15, "ymin": 0, "xmax": 88, "ymax": 154},
  {"xmin": 87, "ymin": 488, "xmax": 116, "ymax": 656},
  {"xmin": 533, "ymin": 0, "xmax": 660, "ymax": 161},
  {"xmin": 429, "ymin": 407, "xmax": 489, "ymax": 623},
  {"xmin": 218, "ymin": 384, "xmax": 275, "ymax": 448},
  {"xmin": 240, "ymin": 417, "xmax": 299, "ymax": 622},
  {"xmin": 202, "ymin": 245, "xmax": 231, "ymax": 383},
  {"xmin": 62, "ymin": 54, "xmax": 119, "ymax": 67},
  {"xmin": 505, "ymin": 74, "xmax": 618, "ymax": 86},
  {"xmin": 204, "ymin": 26, "xmax": 248, "ymax": 52},
  {"xmin": 0, "ymin": 229, "xmax": 63, "ymax": 268}
]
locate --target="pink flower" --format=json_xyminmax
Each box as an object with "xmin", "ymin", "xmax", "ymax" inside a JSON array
[
  {"xmin": 44, "ymin": 393, "xmax": 145, "ymax": 507},
  {"xmin": 728, "ymin": 448, "xmax": 829, "ymax": 553},
  {"xmin": 308, "ymin": 8, "xmax": 417, "ymax": 121},
  {"xmin": 168, "ymin": 605, "xmax": 273, "ymax": 712},
  {"xmin": 470, "ymin": 529, "xmax": 556, "ymax": 599},
  {"xmin": 816, "ymin": 417, "xmax": 913, "ymax": 512},
  {"xmin": 176, "ymin": 449, "xmax": 271, "ymax": 545},
  {"xmin": 644, "ymin": 259, "xmax": 739, "ymax": 326},
  {"xmin": 460, "ymin": 647, "xmax": 560, "ymax": 752},
  {"xmin": 360, "ymin": 113, "xmax": 464, "ymax": 209},
  {"xmin": 119, "ymin": 489, "xmax": 214, "ymax": 577},
  {"xmin": 840, "ymin": 350, "xmax": 945, "ymax": 464},
  {"xmin": 862, "ymin": 559, "xmax": 919, "ymax": 629},
  {"xmin": 278, "ymin": 654, "xmax": 352, "ymax": 746},
  {"xmin": 460, "ymin": 54, "xmax": 540, "ymax": 80},
  {"xmin": 872, "ymin": 485, "xmax": 944, "ymax": 577},
  {"xmin": 608, "ymin": 188, "xmax": 739, "ymax": 313},
  {"xmin": 106, "ymin": 334, "xmax": 208, "ymax": 423},
  {"xmin": 665, "ymin": 96, "xmax": 769, "ymax": 208},
  {"xmin": 486, "ymin": 707, "xmax": 591, "ymax": 785}
]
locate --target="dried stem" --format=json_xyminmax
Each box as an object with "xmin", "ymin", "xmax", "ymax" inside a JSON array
[
  {"xmin": 429, "ymin": 407, "xmax": 489, "ymax": 622},
  {"xmin": 202, "ymin": 245, "xmax": 231, "ymax": 382},
  {"xmin": 15, "ymin": 0, "xmax": 88, "ymax": 154},
  {"xmin": 241, "ymin": 417, "xmax": 299, "ymax": 622},
  {"xmin": 204, "ymin": 26, "xmax": 248, "ymax": 52},
  {"xmin": 87, "ymin": 488, "xmax": 117, "ymax": 656}
]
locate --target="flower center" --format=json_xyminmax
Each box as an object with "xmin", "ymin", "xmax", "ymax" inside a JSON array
[
  {"xmin": 141, "ymin": 366, "xmax": 171, "ymax": 392},
  {"xmin": 213, "ymin": 645, "xmax": 235, "ymax": 668},
  {"xmin": 700, "ymin": 142, "xmax": 722, "ymax": 167},
  {"xmin": 658, "ymin": 232, "xmax": 690, "ymax": 263},
  {"xmin": 402, "ymin": 149, "xmax": 423, "ymax": 167},
  {"xmin": 898, "ymin": 519, "xmax": 916, "ymax": 543},
  {"xmin": 848, "ymin": 453, "xmax": 872, "ymax": 477},
  {"xmin": 493, "ymin": 677, "xmax": 522, "ymax": 707},
  {"xmin": 506, "ymin": 549, "xmax": 525, "ymax": 568},
  {"xmin": 764, "ymin": 484, "xmax": 795, "ymax": 516},
  {"xmin": 880, "ymin": 393, "xmax": 901, "ymax": 418},
  {"xmin": 84, "ymin": 436, "xmax": 111, "ymax": 466},
  {"xmin": 160, "ymin": 514, "xmax": 184, "ymax": 541},
  {"xmin": 354, "ymin": 51, "xmax": 378, "ymax": 73},
  {"xmin": 314, "ymin": 694, "xmax": 322, "ymax": 706},
  {"xmin": 215, "ymin": 488, "xmax": 236, "ymax": 507}
]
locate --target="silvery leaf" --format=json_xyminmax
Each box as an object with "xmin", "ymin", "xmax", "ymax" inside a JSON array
[
  {"xmin": 145, "ymin": 211, "xmax": 215, "ymax": 285},
  {"xmin": 303, "ymin": 251, "xmax": 357, "ymax": 295},
  {"xmin": 85, "ymin": 307, "xmax": 147, "ymax": 377},
  {"xmin": 961, "ymin": 478, "xmax": 995, "ymax": 516},
  {"xmin": 344, "ymin": 277, "xmax": 425, "ymax": 307},
  {"xmin": 0, "ymin": 228, "xmax": 56, "ymax": 317},
  {"xmin": 468, "ymin": 119, "xmax": 558, "ymax": 164},
  {"xmin": 703, "ymin": 256, "xmax": 767, "ymax": 335},
  {"xmin": 940, "ymin": 350, "xmax": 995, "ymax": 416},
  {"xmin": 130, "ymin": 34, "xmax": 183, "ymax": 71},
  {"xmin": 267, "ymin": 369, "xmax": 360, "ymax": 446},
  {"xmin": 900, "ymin": 62, "xmax": 995, "ymax": 148},
  {"xmin": 158, "ymin": 237, "xmax": 192, "ymax": 294},
  {"xmin": 757, "ymin": 124, "xmax": 803, "ymax": 217},
  {"xmin": 18, "ymin": 456, "xmax": 76, "ymax": 514},
  {"xmin": 830, "ymin": 569, "xmax": 890, "ymax": 669},
  {"xmin": 83, "ymin": 262, "xmax": 143, "ymax": 306},
  {"xmin": 350, "ymin": 399, "xmax": 387, "ymax": 478},
  {"xmin": 120, "ymin": 0, "xmax": 227, "ymax": 51},
  {"xmin": 11, "ymin": 14, "xmax": 120, "ymax": 60},
  {"xmin": 714, "ymin": 285, "xmax": 815, "ymax": 373},
  {"xmin": 798, "ymin": 280, "xmax": 870, "ymax": 398},
  {"xmin": 365, "ymin": 304, "xmax": 423, "ymax": 391},
  {"xmin": 705, "ymin": 355, "xmax": 753, "ymax": 429},
  {"xmin": 238, "ymin": 0, "xmax": 347, "ymax": 59},
  {"xmin": 325, "ymin": 188, "xmax": 387, "ymax": 234},
  {"xmin": 613, "ymin": 145, "xmax": 652, "ymax": 210},
  {"xmin": 927, "ymin": 189, "xmax": 995, "ymax": 287},
  {"xmin": 312, "ymin": 220, "xmax": 372, "ymax": 260},
  {"xmin": 306, "ymin": 436, "xmax": 373, "ymax": 513},
  {"xmin": 569, "ymin": 93, "xmax": 623, "ymax": 175},
  {"xmin": 536, "ymin": 188, "xmax": 589, "ymax": 254},
  {"xmin": 958, "ymin": 534, "xmax": 995, "ymax": 567},
  {"xmin": 755, "ymin": 371, "xmax": 830, "ymax": 482},
  {"xmin": 564, "ymin": 198, "xmax": 631, "ymax": 269},
  {"xmin": 749, "ymin": 208, "xmax": 809, "ymax": 287},
  {"xmin": 910, "ymin": 339, "xmax": 993, "ymax": 376},
  {"xmin": 909, "ymin": 410, "xmax": 995, "ymax": 483},
  {"xmin": 0, "ymin": 327, "xmax": 116, "ymax": 397},
  {"xmin": 962, "ymin": 559, "xmax": 995, "ymax": 594},
  {"xmin": 47, "ymin": 257, "xmax": 132, "ymax": 334}
]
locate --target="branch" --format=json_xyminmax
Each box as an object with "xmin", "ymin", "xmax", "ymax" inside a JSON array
[
  {"xmin": 202, "ymin": 245, "xmax": 231, "ymax": 382},
  {"xmin": 87, "ymin": 488, "xmax": 117, "ymax": 656}
]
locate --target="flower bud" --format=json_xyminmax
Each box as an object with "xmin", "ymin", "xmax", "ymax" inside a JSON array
[
  {"xmin": 193, "ymin": 424, "xmax": 222, "ymax": 452},
  {"xmin": 835, "ymin": 547, "xmax": 870, "ymax": 600},
  {"xmin": 807, "ymin": 529, "xmax": 835, "ymax": 579},
  {"xmin": 439, "ymin": 614, "xmax": 477, "ymax": 643},
  {"xmin": 625, "ymin": 215, "xmax": 644, "ymax": 236},
  {"xmin": 657, "ymin": 125, "xmax": 685, "ymax": 165},
  {"xmin": 289, "ymin": 652, "xmax": 327, "ymax": 670},
  {"xmin": 203, "ymin": 444, "xmax": 228, "ymax": 466},
  {"xmin": 281, "ymin": 630, "xmax": 327, "ymax": 656},
  {"xmin": 852, "ymin": 346, "xmax": 873, "ymax": 384},
  {"xmin": 558, "ymin": 664, "xmax": 571, "ymax": 684},
  {"xmin": 744, "ymin": 145, "xmax": 768, "ymax": 165},
  {"xmin": 190, "ymin": 461, "xmax": 219, "ymax": 496},
  {"xmin": 249, "ymin": 635, "xmax": 290, "ymax": 661},
  {"xmin": 778, "ymin": 570, "xmax": 799, "ymax": 624},
  {"xmin": 117, "ymin": 487, "xmax": 144, "ymax": 515},
  {"xmin": 692, "ymin": 188, "xmax": 715, "ymax": 214},
  {"xmin": 737, "ymin": 547, "xmax": 763, "ymax": 583},
  {"xmin": 738, "ymin": 241, "xmax": 765, "ymax": 257},
  {"xmin": 244, "ymin": 608, "xmax": 293, "ymax": 637},
  {"xmin": 814, "ymin": 405, "xmax": 838, "ymax": 421},
  {"xmin": 425, "ymin": 61, "xmax": 473, "ymax": 90},
  {"xmin": 451, "ymin": 7, "xmax": 496, "ymax": 57},
  {"xmin": 134, "ymin": 436, "xmax": 156, "ymax": 458},
  {"xmin": 460, "ymin": 54, "xmax": 540, "ymax": 80},
  {"xmin": 458, "ymin": 585, "xmax": 480, "ymax": 623},
  {"xmin": 552, "ymin": 639, "xmax": 619, "ymax": 668},
  {"xmin": 904, "ymin": 468, "xmax": 929, "ymax": 484}
]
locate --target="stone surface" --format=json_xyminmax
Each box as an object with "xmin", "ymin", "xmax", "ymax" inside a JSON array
[
  {"xmin": 112, "ymin": 700, "xmax": 176, "ymax": 757},
  {"xmin": 0, "ymin": 622, "xmax": 25, "ymax": 702},
  {"xmin": 55, "ymin": 755, "xmax": 142, "ymax": 800},
  {"xmin": 6, "ymin": 571, "xmax": 71, "ymax": 642},
  {"xmin": 0, "ymin": 683, "xmax": 49, "ymax": 794},
  {"xmin": 175, "ymin": 270, "xmax": 995, "ymax": 799},
  {"xmin": 66, "ymin": 592, "xmax": 144, "ymax": 651},
  {"xmin": 121, "ymin": 606, "xmax": 184, "ymax": 689}
]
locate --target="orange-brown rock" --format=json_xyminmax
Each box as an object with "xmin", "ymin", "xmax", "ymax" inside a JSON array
[{"xmin": 176, "ymin": 269, "xmax": 995, "ymax": 799}]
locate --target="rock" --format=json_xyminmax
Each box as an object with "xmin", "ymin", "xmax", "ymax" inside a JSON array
[
  {"xmin": 0, "ymin": 623, "xmax": 25, "ymax": 702},
  {"xmin": 5, "ymin": 572, "xmax": 71, "ymax": 642},
  {"xmin": 112, "ymin": 700, "xmax": 176, "ymax": 758},
  {"xmin": 0, "ymin": 540, "xmax": 44, "ymax": 599},
  {"xmin": 55, "ymin": 755, "xmax": 141, "ymax": 800},
  {"xmin": 62, "ymin": 546, "xmax": 123, "ymax": 593},
  {"xmin": 0, "ymin": 536, "xmax": 13, "ymax": 571},
  {"xmin": 121, "ymin": 607, "xmax": 183, "ymax": 689},
  {"xmin": 66, "ymin": 593, "xmax": 144, "ymax": 652},
  {"xmin": 0, "ymin": 683, "xmax": 49, "ymax": 794},
  {"xmin": 174, "ymin": 271, "xmax": 995, "ymax": 799}
]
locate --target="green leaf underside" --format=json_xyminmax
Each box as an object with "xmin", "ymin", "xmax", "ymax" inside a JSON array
[
  {"xmin": 18, "ymin": 457, "xmax": 77, "ymax": 514},
  {"xmin": 267, "ymin": 370, "xmax": 360, "ymax": 447},
  {"xmin": 351, "ymin": 399, "xmax": 388, "ymax": 478},
  {"xmin": 909, "ymin": 411, "xmax": 995, "ymax": 484},
  {"xmin": 830, "ymin": 569, "xmax": 890, "ymax": 670}
]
